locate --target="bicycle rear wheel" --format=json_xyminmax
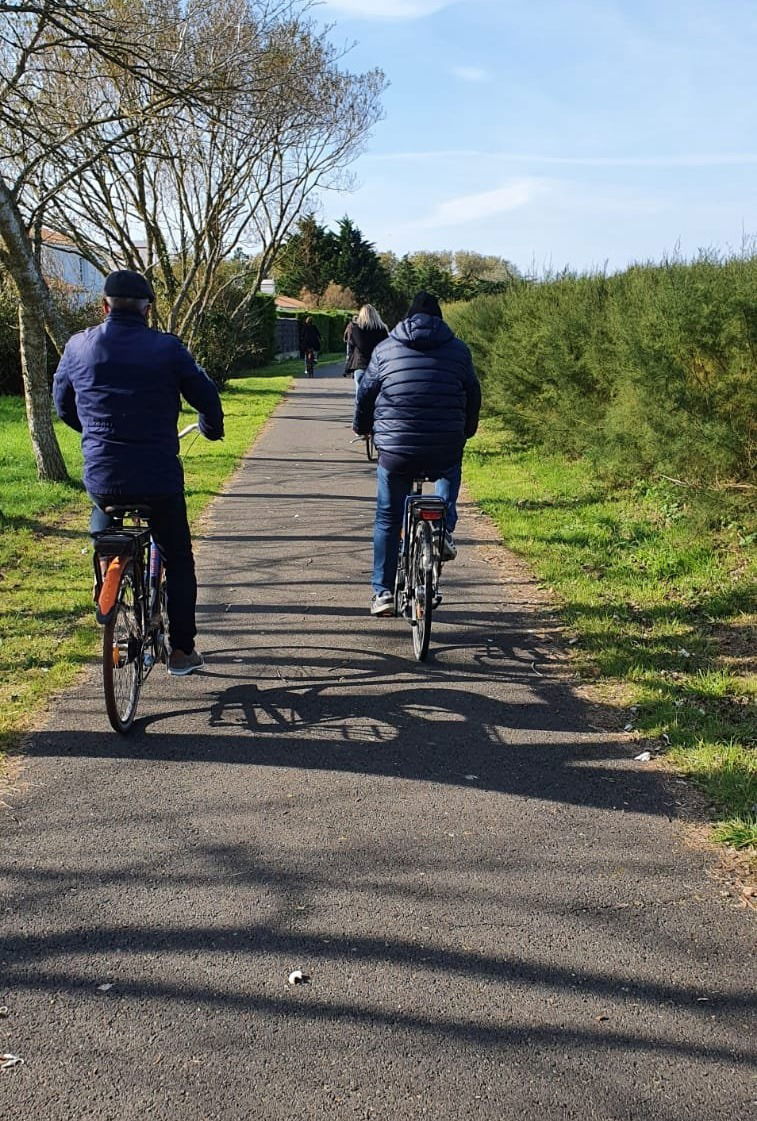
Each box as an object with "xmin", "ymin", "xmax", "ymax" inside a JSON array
[
  {"xmin": 411, "ymin": 520, "xmax": 434, "ymax": 661},
  {"xmin": 102, "ymin": 561, "xmax": 143, "ymax": 733}
]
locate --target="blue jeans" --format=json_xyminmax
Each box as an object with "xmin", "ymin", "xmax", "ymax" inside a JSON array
[
  {"xmin": 89, "ymin": 492, "xmax": 197, "ymax": 654},
  {"xmin": 372, "ymin": 462, "xmax": 461, "ymax": 595},
  {"xmin": 353, "ymin": 368, "xmax": 365, "ymax": 398}
]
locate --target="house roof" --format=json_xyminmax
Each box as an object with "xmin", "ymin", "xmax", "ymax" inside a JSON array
[
  {"xmin": 41, "ymin": 227, "xmax": 77, "ymax": 248},
  {"xmin": 275, "ymin": 295, "xmax": 308, "ymax": 310}
]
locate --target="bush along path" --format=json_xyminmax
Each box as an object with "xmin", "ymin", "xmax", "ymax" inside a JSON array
[
  {"xmin": 0, "ymin": 358, "xmax": 320, "ymax": 755},
  {"xmin": 1, "ymin": 367, "xmax": 754, "ymax": 1121},
  {"xmin": 464, "ymin": 427, "xmax": 756, "ymax": 874}
]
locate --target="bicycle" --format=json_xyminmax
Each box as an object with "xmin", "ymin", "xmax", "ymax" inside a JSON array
[
  {"xmin": 93, "ymin": 423, "xmax": 199, "ymax": 733},
  {"xmin": 394, "ymin": 477, "xmax": 447, "ymax": 661},
  {"xmin": 304, "ymin": 349, "xmax": 317, "ymax": 377}
]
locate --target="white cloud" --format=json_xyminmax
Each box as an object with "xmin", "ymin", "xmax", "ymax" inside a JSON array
[
  {"xmin": 451, "ymin": 66, "xmax": 491, "ymax": 83},
  {"xmin": 416, "ymin": 179, "xmax": 545, "ymax": 229},
  {"xmin": 367, "ymin": 149, "xmax": 757, "ymax": 168},
  {"xmin": 320, "ymin": 0, "xmax": 457, "ymax": 19}
]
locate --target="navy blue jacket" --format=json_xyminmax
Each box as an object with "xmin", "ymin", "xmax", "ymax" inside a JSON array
[
  {"xmin": 354, "ymin": 314, "xmax": 481, "ymax": 472},
  {"xmin": 53, "ymin": 310, "xmax": 224, "ymax": 496}
]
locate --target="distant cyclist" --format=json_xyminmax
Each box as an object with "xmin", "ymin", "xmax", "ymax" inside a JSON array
[
  {"xmin": 53, "ymin": 269, "xmax": 224, "ymax": 675},
  {"xmin": 344, "ymin": 304, "xmax": 388, "ymax": 398},
  {"xmin": 300, "ymin": 316, "xmax": 321, "ymax": 375},
  {"xmin": 354, "ymin": 291, "xmax": 480, "ymax": 617}
]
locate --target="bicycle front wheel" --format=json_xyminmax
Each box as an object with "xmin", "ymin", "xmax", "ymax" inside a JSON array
[
  {"xmin": 102, "ymin": 561, "xmax": 143, "ymax": 733},
  {"xmin": 411, "ymin": 520, "xmax": 434, "ymax": 661}
]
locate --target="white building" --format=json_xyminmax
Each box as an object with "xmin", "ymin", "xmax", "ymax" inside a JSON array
[{"xmin": 41, "ymin": 229, "xmax": 104, "ymax": 306}]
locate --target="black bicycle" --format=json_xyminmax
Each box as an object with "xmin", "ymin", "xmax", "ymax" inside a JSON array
[
  {"xmin": 304, "ymin": 349, "xmax": 317, "ymax": 377},
  {"xmin": 394, "ymin": 478, "xmax": 446, "ymax": 660},
  {"xmin": 93, "ymin": 423, "xmax": 199, "ymax": 732}
]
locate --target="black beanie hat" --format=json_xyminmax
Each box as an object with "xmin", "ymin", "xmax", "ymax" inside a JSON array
[
  {"xmin": 103, "ymin": 269, "xmax": 155, "ymax": 301},
  {"xmin": 407, "ymin": 290, "xmax": 442, "ymax": 319}
]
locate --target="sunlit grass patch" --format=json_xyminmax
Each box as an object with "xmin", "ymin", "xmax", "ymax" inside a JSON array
[
  {"xmin": 464, "ymin": 422, "xmax": 756, "ymax": 856},
  {"xmin": 0, "ymin": 366, "xmax": 292, "ymax": 751}
]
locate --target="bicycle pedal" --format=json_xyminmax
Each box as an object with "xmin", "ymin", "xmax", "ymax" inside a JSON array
[{"xmin": 433, "ymin": 594, "xmax": 443, "ymax": 607}]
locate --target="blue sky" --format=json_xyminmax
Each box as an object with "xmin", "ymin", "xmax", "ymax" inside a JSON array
[{"xmin": 316, "ymin": 0, "xmax": 756, "ymax": 274}]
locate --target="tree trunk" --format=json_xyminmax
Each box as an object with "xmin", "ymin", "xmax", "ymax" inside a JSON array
[
  {"xmin": 0, "ymin": 174, "xmax": 71, "ymax": 479},
  {"xmin": 0, "ymin": 177, "xmax": 69, "ymax": 353},
  {"xmin": 19, "ymin": 303, "xmax": 69, "ymax": 482}
]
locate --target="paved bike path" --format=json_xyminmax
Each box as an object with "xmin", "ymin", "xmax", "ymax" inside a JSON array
[{"xmin": 1, "ymin": 366, "xmax": 754, "ymax": 1120}]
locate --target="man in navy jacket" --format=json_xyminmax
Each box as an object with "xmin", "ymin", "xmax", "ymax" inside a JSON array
[
  {"xmin": 53, "ymin": 269, "xmax": 224, "ymax": 675},
  {"xmin": 354, "ymin": 291, "xmax": 481, "ymax": 616}
]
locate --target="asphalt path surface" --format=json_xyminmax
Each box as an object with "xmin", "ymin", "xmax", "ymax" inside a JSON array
[{"xmin": 2, "ymin": 364, "xmax": 754, "ymax": 1119}]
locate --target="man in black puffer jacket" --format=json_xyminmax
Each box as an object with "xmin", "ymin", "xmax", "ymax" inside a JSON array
[{"xmin": 354, "ymin": 291, "xmax": 481, "ymax": 616}]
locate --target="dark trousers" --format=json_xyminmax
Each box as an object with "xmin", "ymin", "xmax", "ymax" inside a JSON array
[{"xmin": 89, "ymin": 492, "xmax": 197, "ymax": 654}]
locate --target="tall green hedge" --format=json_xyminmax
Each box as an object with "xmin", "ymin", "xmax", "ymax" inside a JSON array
[
  {"xmin": 280, "ymin": 308, "xmax": 353, "ymax": 353},
  {"xmin": 446, "ymin": 252, "xmax": 757, "ymax": 486}
]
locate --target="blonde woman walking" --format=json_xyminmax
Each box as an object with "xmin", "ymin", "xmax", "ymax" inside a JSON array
[{"xmin": 344, "ymin": 304, "xmax": 389, "ymax": 398}]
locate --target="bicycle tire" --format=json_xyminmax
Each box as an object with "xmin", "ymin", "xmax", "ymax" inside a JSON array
[
  {"xmin": 154, "ymin": 566, "xmax": 168, "ymax": 665},
  {"xmin": 102, "ymin": 561, "xmax": 142, "ymax": 733},
  {"xmin": 365, "ymin": 434, "xmax": 376, "ymax": 461},
  {"xmin": 411, "ymin": 520, "xmax": 434, "ymax": 661}
]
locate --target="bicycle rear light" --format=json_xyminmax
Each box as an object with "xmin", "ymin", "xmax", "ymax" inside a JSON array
[{"xmin": 420, "ymin": 509, "xmax": 443, "ymax": 520}]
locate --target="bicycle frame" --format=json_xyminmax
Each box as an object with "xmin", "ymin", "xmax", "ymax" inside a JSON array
[
  {"xmin": 394, "ymin": 479, "xmax": 446, "ymax": 659},
  {"xmin": 93, "ymin": 515, "xmax": 164, "ymax": 681}
]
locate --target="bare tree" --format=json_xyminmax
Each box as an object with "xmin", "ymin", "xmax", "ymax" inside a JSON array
[
  {"xmin": 0, "ymin": 0, "xmax": 268, "ymax": 478},
  {"xmin": 34, "ymin": 3, "xmax": 384, "ymax": 356}
]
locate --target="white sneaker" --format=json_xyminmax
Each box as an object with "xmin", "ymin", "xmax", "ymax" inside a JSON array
[{"xmin": 370, "ymin": 592, "xmax": 394, "ymax": 617}]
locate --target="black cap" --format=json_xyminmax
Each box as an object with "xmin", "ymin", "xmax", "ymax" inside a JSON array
[
  {"xmin": 103, "ymin": 269, "xmax": 154, "ymax": 300},
  {"xmin": 407, "ymin": 290, "xmax": 442, "ymax": 319}
]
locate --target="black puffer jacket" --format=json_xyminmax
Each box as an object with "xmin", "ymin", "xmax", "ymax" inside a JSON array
[
  {"xmin": 345, "ymin": 323, "xmax": 388, "ymax": 372},
  {"xmin": 354, "ymin": 313, "xmax": 481, "ymax": 472}
]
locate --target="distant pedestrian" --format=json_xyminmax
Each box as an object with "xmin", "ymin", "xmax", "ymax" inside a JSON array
[{"xmin": 344, "ymin": 304, "xmax": 388, "ymax": 398}]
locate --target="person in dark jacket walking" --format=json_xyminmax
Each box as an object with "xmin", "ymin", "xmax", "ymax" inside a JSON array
[
  {"xmin": 353, "ymin": 291, "xmax": 481, "ymax": 616},
  {"xmin": 53, "ymin": 269, "xmax": 224, "ymax": 675},
  {"xmin": 344, "ymin": 304, "xmax": 388, "ymax": 397}
]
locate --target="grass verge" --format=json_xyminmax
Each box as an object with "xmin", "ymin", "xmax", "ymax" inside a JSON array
[
  {"xmin": 0, "ymin": 360, "xmax": 299, "ymax": 753},
  {"xmin": 464, "ymin": 424, "xmax": 756, "ymax": 858}
]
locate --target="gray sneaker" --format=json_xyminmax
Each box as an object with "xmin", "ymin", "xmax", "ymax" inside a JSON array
[
  {"xmin": 167, "ymin": 648, "xmax": 204, "ymax": 676},
  {"xmin": 370, "ymin": 592, "xmax": 394, "ymax": 617},
  {"xmin": 442, "ymin": 532, "xmax": 457, "ymax": 561}
]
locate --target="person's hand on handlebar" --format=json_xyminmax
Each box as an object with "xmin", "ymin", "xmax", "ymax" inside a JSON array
[{"xmin": 198, "ymin": 415, "xmax": 224, "ymax": 440}]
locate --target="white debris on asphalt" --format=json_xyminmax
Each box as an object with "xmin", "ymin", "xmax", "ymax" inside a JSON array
[
  {"xmin": 1, "ymin": 1054, "xmax": 24, "ymax": 1070},
  {"xmin": 634, "ymin": 751, "xmax": 653, "ymax": 762},
  {"xmin": 288, "ymin": 970, "xmax": 308, "ymax": 985},
  {"xmin": 97, "ymin": 983, "xmax": 113, "ymax": 992},
  {"xmin": 624, "ymin": 723, "xmax": 635, "ymax": 732}
]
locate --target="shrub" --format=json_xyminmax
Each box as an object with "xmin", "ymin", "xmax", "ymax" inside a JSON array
[
  {"xmin": 192, "ymin": 293, "xmax": 276, "ymax": 389},
  {"xmin": 446, "ymin": 252, "xmax": 757, "ymax": 488}
]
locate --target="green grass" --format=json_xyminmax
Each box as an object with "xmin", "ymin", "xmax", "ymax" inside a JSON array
[
  {"xmin": 464, "ymin": 423, "xmax": 756, "ymax": 856},
  {"xmin": 0, "ymin": 362, "xmax": 293, "ymax": 749}
]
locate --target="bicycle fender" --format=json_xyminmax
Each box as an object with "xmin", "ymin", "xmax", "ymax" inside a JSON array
[{"xmin": 97, "ymin": 555, "xmax": 129, "ymax": 624}]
